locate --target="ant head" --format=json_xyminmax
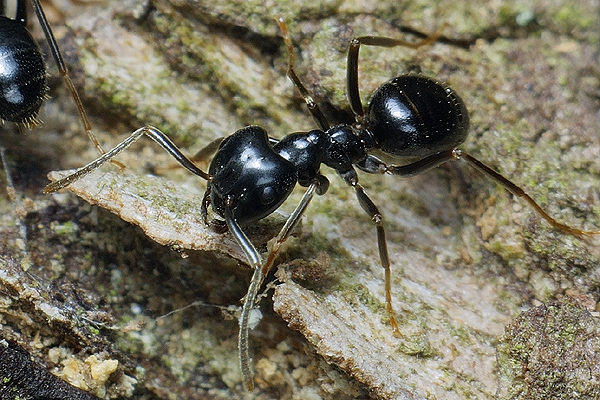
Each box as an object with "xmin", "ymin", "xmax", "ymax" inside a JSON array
[
  {"xmin": 208, "ymin": 126, "xmax": 297, "ymax": 226},
  {"xmin": 366, "ymin": 75, "xmax": 469, "ymax": 158}
]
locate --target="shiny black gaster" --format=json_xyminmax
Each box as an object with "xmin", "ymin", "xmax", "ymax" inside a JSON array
[
  {"xmin": 0, "ymin": 15, "xmax": 47, "ymax": 124},
  {"xmin": 367, "ymin": 75, "xmax": 469, "ymax": 158}
]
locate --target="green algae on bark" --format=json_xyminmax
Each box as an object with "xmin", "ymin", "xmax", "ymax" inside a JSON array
[
  {"xmin": 497, "ymin": 302, "xmax": 600, "ymax": 400},
  {"xmin": 2, "ymin": 0, "xmax": 599, "ymax": 398}
]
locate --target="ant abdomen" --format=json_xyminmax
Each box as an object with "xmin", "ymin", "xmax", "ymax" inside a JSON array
[
  {"xmin": 367, "ymin": 75, "xmax": 469, "ymax": 158},
  {"xmin": 0, "ymin": 17, "xmax": 47, "ymax": 125}
]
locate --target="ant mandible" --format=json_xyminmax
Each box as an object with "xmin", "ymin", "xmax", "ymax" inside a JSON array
[
  {"xmin": 44, "ymin": 19, "xmax": 600, "ymax": 391},
  {"xmin": 0, "ymin": 0, "xmax": 107, "ymax": 154}
]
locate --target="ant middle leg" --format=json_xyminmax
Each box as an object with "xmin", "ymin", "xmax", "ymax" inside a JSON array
[
  {"xmin": 346, "ymin": 25, "xmax": 446, "ymax": 118},
  {"xmin": 355, "ymin": 183, "xmax": 400, "ymax": 334},
  {"xmin": 338, "ymin": 167, "xmax": 400, "ymax": 334}
]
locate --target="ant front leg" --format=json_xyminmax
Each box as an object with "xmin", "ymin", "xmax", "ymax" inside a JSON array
[
  {"xmin": 44, "ymin": 125, "xmax": 209, "ymax": 193},
  {"xmin": 200, "ymin": 186, "xmax": 227, "ymax": 233},
  {"xmin": 346, "ymin": 25, "xmax": 445, "ymax": 118},
  {"xmin": 232, "ymin": 179, "xmax": 324, "ymax": 391},
  {"xmin": 153, "ymin": 136, "xmax": 225, "ymax": 174},
  {"xmin": 222, "ymin": 201, "xmax": 262, "ymax": 392}
]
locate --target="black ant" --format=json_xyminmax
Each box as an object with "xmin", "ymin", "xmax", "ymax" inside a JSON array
[
  {"xmin": 44, "ymin": 19, "xmax": 600, "ymax": 391},
  {"xmin": 0, "ymin": 0, "xmax": 107, "ymax": 154}
]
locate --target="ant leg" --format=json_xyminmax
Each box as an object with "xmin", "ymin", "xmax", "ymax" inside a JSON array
[
  {"xmin": 29, "ymin": 0, "xmax": 119, "ymax": 163},
  {"xmin": 154, "ymin": 136, "xmax": 225, "ymax": 174},
  {"xmin": 201, "ymin": 187, "xmax": 211, "ymax": 225},
  {"xmin": 342, "ymin": 171, "xmax": 400, "ymax": 335},
  {"xmin": 359, "ymin": 151, "xmax": 600, "ymax": 237},
  {"xmin": 44, "ymin": 125, "xmax": 209, "ymax": 193},
  {"xmin": 454, "ymin": 150, "xmax": 600, "ymax": 237},
  {"xmin": 234, "ymin": 179, "xmax": 324, "ymax": 391},
  {"xmin": 357, "ymin": 150, "xmax": 455, "ymax": 176},
  {"xmin": 338, "ymin": 167, "xmax": 400, "ymax": 333},
  {"xmin": 158, "ymin": 137, "xmax": 279, "ymax": 175},
  {"xmin": 277, "ymin": 18, "xmax": 330, "ymax": 130},
  {"xmin": 15, "ymin": 0, "xmax": 26, "ymax": 22},
  {"xmin": 259, "ymin": 176, "xmax": 327, "ymax": 277},
  {"xmin": 188, "ymin": 137, "xmax": 224, "ymax": 164},
  {"xmin": 201, "ymin": 186, "xmax": 227, "ymax": 233},
  {"xmin": 347, "ymin": 25, "xmax": 446, "ymax": 118},
  {"xmin": 222, "ymin": 201, "xmax": 262, "ymax": 391}
]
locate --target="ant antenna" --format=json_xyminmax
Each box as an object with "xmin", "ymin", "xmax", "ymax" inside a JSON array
[{"xmin": 44, "ymin": 125, "xmax": 209, "ymax": 194}]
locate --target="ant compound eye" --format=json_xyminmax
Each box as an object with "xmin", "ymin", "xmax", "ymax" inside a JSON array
[{"xmin": 260, "ymin": 186, "xmax": 276, "ymax": 205}]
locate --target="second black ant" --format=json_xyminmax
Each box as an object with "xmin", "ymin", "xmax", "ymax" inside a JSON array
[
  {"xmin": 0, "ymin": 0, "xmax": 123, "ymax": 273},
  {"xmin": 0, "ymin": 0, "xmax": 107, "ymax": 153},
  {"xmin": 44, "ymin": 19, "xmax": 600, "ymax": 391}
]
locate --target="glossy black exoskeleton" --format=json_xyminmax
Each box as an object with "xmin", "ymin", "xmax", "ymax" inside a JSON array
[
  {"xmin": 207, "ymin": 122, "xmax": 373, "ymax": 227},
  {"xmin": 0, "ymin": 0, "xmax": 107, "ymax": 155},
  {"xmin": 203, "ymin": 73, "xmax": 470, "ymax": 238},
  {"xmin": 367, "ymin": 75, "xmax": 469, "ymax": 157},
  {"xmin": 44, "ymin": 19, "xmax": 600, "ymax": 391},
  {"xmin": 0, "ymin": 2, "xmax": 46, "ymax": 125},
  {"xmin": 207, "ymin": 126, "xmax": 298, "ymax": 226}
]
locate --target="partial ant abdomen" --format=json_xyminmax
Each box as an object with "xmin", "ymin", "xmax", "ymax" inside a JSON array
[{"xmin": 0, "ymin": 17, "xmax": 47, "ymax": 125}]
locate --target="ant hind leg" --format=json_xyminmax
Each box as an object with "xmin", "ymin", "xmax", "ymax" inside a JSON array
[
  {"xmin": 455, "ymin": 150, "xmax": 600, "ymax": 237},
  {"xmin": 358, "ymin": 151, "xmax": 600, "ymax": 237}
]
